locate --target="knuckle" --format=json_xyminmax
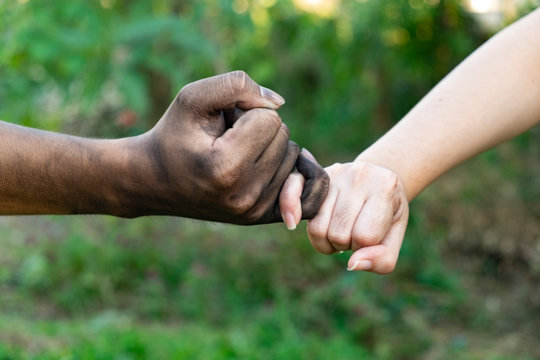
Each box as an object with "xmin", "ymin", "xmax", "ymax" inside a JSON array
[
  {"xmin": 319, "ymin": 170, "xmax": 330, "ymax": 190},
  {"xmin": 279, "ymin": 122, "xmax": 290, "ymax": 138},
  {"xmin": 263, "ymin": 109, "xmax": 282, "ymax": 128},
  {"xmin": 226, "ymin": 70, "xmax": 251, "ymax": 93},
  {"xmin": 229, "ymin": 70, "xmax": 249, "ymax": 81},
  {"xmin": 353, "ymin": 228, "xmax": 382, "ymax": 247},
  {"xmin": 300, "ymin": 179, "xmax": 329, "ymax": 220},
  {"xmin": 249, "ymin": 108, "xmax": 281, "ymax": 128},
  {"xmin": 328, "ymin": 162, "xmax": 342, "ymax": 170},
  {"xmin": 176, "ymin": 83, "xmax": 197, "ymax": 108},
  {"xmin": 288, "ymin": 140, "xmax": 300, "ymax": 157},
  {"xmin": 310, "ymin": 165, "xmax": 330, "ymax": 189},
  {"xmin": 307, "ymin": 222, "xmax": 327, "ymax": 240},
  {"xmin": 351, "ymin": 161, "xmax": 369, "ymax": 174},
  {"xmin": 327, "ymin": 230, "xmax": 350, "ymax": 248},
  {"xmin": 260, "ymin": 110, "xmax": 282, "ymax": 136},
  {"xmin": 325, "ymin": 162, "xmax": 344, "ymax": 176},
  {"xmin": 350, "ymin": 162, "xmax": 369, "ymax": 183},
  {"xmin": 381, "ymin": 171, "xmax": 399, "ymax": 191}
]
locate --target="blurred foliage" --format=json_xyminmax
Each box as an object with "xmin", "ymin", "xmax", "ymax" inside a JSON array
[
  {"xmin": 0, "ymin": 0, "xmax": 484, "ymax": 155},
  {"xmin": 0, "ymin": 0, "xmax": 539, "ymax": 359},
  {"xmin": 0, "ymin": 216, "xmax": 480, "ymax": 359}
]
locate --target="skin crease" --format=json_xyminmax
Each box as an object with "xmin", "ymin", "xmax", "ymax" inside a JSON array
[
  {"xmin": 280, "ymin": 7, "xmax": 540, "ymax": 273},
  {"xmin": 0, "ymin": 71, "xmax": 329, "ymax": 225}
]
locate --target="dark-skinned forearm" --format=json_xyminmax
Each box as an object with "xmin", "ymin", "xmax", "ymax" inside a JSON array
[
  {"xmin": 0, "ymin": 120, "xmax": 151, "ymax": 217},
  {"xmin": 0, "ymin": 121, "xmax": 276, "ymax": 220}
]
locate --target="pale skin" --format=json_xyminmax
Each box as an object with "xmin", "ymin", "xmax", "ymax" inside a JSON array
[
  {"xmin": 280, "ymin": 7, "xmax": 540, "ymax": 273},
  {"xmin": 0, "ymin": 71, "xmax": 329, "ymax": 224}
]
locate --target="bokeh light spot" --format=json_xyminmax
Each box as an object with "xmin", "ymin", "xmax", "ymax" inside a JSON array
[
  {"xmin": 382, "ymin": 27, "xmax": 410, "ymax": 46},
  {"xmin": 466, "ymin": 0, "xmax": 500, "ymax": 13},
  {"xmin": 100, "ymin": 0, "xmax": 114, "ymax": 9},
  {"xmin": 232, "ymin": 0, "xmax": 249, "ymax": 14},
  {"xmin": 293, "ymin": 0, "xmax": 340, "ymax": 18}
]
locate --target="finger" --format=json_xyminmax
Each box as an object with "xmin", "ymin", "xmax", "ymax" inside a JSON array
[
  {"xmin": 347, "ymin": 207, "xmax": 409, "ymax": 274},
  {"xmin": 327, "ymin": 191, "xmax": 366, "ymax": 252},
  {"xmin": 249, "ymin": 140, "xmax": 300, "ymax": 224},
  {"xmin": 248, "ymin": 124, "xmax": 295, "ymax": 208},
  {"xmin": 224, "ymin": 107, "xmax": 245, "ymax": 128},
  {"xmin": 307, "ymin": 185, "xmax": 339, "ymax": 255},
  {"xmin": 350, "ymin": 195, "xmax": 395, "ymax": 251},
  {"xmin": 279, "ymin": 171, "xmax": 305, "ymax": 230},
  {"xmin": 178, "ymin": 71, "xmax": 285, "ymax": 114},
  {"xmin": 214, "ymin": 108, "xmax": 282, "ymax": 164},
  {"xmin": 296, "ymin": 149, "xmax": 330, "ymax": 219}
]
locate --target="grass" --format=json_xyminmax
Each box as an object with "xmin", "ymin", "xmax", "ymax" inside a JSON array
[
  {"xmin": 0, "ymin": 215, "xmax": 453, "ymax": 359},
  {"xmin": 0, "ymin": 312, "xmax": 373, "ymax": 360}
]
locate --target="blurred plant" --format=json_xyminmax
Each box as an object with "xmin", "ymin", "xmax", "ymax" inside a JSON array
[
  {"xmin": 1, "ymin": 0, "xmax": 482, "ymax": 151},
  {"xmin": 0, "ymin": 214, "xmax": 467, "ymax": 359},
  {"xmin": 0, "ymin": 0, "xmax": 217, "ymax": 134}
]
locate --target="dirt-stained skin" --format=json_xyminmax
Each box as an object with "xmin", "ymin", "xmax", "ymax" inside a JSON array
[{"xmin": 0, "ymin": 71, "xmax": 329, "ymax": 225}]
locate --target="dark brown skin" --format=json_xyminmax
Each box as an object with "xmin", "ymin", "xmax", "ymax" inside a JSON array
[{"xmin": 0, "ymin": 71, "xmax": 329, "ymax": 224}]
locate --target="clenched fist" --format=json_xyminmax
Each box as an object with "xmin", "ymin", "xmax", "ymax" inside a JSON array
[
  {"xmin": 130, "ymin": 71, "xmax": 328, "ymax": 224},
  {"xmin": 0, "ymin": 71, "xmax": 328, "ymax": 224}
]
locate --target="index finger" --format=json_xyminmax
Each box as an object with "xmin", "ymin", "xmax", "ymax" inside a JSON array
[
  {"xmin": 178, "ymin": 71, "xmax": 285, "ymax": 114},
  {"xmin": 213, "ymin": 108, "xmax": 282, "ymax": 165}
]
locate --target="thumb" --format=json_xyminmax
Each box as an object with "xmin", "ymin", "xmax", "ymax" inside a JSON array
[
  {"xmin": 177, "ymin": 71, "xmax": 285, "ymax": 114},
  {"xmin": 279, "ymin": 171, "xmax": 305, "ymax": 230}
]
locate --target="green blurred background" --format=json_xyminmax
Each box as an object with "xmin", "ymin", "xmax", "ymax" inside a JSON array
[{"xmin": 0, "ymin": 0, "xmax": 539, "ymax": 359}]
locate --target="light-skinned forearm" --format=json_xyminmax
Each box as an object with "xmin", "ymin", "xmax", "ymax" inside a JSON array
[{"xmin": 356, "ymin": 8, "xmax": 540, "ymax": 201}]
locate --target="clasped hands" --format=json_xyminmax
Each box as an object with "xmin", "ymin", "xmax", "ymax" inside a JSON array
[
  {"xmin": 148, "ymin": 71, "xmax": 407, "ymax": 274},
  {"xmin": 0, "ymin": 70, "xmax": 407, "ymax": 274},
  {"xmin": 139, "ymin": 71, "xmax": 329, "ymax": 224},
  {"xmin": 152, "ymin": 71, "xmax": 407, "ymax": 274}
]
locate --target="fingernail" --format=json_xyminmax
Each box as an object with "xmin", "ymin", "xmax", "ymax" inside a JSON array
[
  {"xmin": 347, "ymin": 260, "xmax": 372, "ymax": 271},
  {"xmin": 282, "ymin": 211, "xmax": 296, "ymax": 231},
  {"xmin": 260, "ymin": 86, "xmax": 285, "ymax": 107},
  {"xmin": 301, "ymin": 148, "xmax": 317, "ymax": 163}
]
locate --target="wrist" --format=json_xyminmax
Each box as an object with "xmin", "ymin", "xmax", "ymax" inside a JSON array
[
  {"xmin": 352, "ymin": 156, "xmax": 412, "ymax": 201},
  {"xmin": 101, "ymin": 131, "xmax": 169, "ymax": 218},
  {"xmin": 77, "ymin": 136, "xmax": 143, "ymax": 218}
]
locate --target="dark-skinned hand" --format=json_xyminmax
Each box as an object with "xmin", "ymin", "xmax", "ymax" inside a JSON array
[
  {"xmin": 126, "ymin": 71, "xmax": 329, "ymax": 224},
  {"xmin": 0, "ymin": 71, "xmax": 327, "ymax": 223}
]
